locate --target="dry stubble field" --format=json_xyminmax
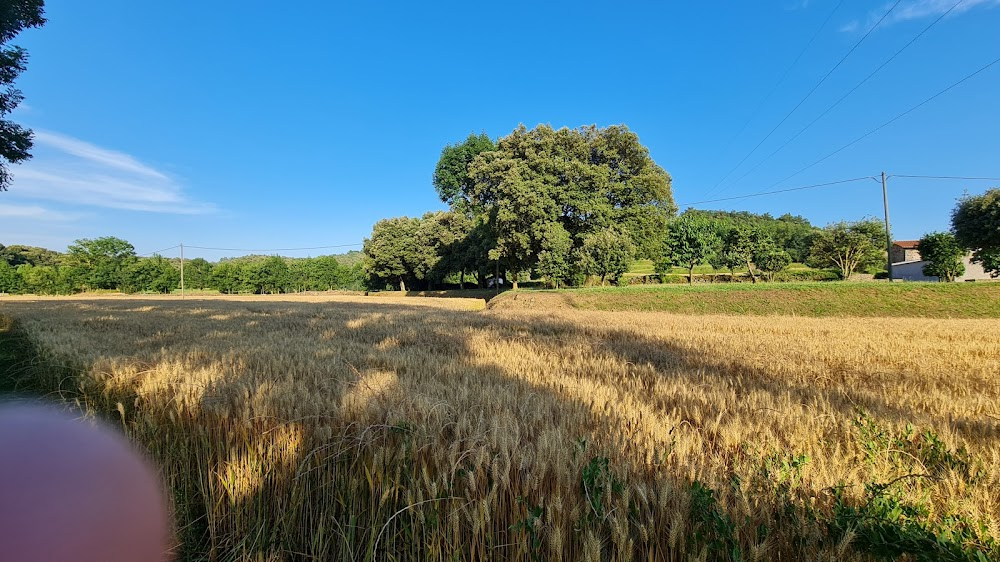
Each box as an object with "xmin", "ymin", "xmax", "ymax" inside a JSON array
[{"xmin": 1, "ymin": 293, "xmax": 998, "ymax": 561}]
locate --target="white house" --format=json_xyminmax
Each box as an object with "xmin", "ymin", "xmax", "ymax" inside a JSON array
[{"xmin": 890, "ymin": 241, "xmax": 996, "ymax": 282}]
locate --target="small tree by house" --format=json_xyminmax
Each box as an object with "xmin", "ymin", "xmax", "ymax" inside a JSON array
[
  {"xmin": 917, "ymin": 232, "xmax": 965, "ymax": 282},
  {"xmin": 951, "ymin": 188, "xmax": 1000, "ymax": 277}
]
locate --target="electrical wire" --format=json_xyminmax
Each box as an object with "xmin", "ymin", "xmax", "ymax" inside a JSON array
[
  {"xmin": 704, "ymin": 0, "xmax": 904, "ymax": 199},
  {"xmin": 184, "ymin": 243, "xmax": 363, "ymax": 253},
  {"xmin": 137, "ymin": 245, "xmax": 180, "ymax": 257},
  {"xmin": 891, "ymin": 174, "xmax": 1000, "ymax": 181},
  {"xmin": 759, "ymin": 55, "xmax": 1000, "ymax": 192},
  {"xmin": 677, "ymin": 176, "xmax": 873, "ymax": 207},
  {"xmin": 727, "ymin": 0, "xmax": 967, "ymax": 189},
  {"xmin": 720, "ymin": 0, "xmax": 847, "ymax": 152}
]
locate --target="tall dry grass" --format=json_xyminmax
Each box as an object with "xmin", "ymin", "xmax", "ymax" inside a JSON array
[{"xmin": 1, "ymin": 295, "xmax": 998, "ymax": 561}]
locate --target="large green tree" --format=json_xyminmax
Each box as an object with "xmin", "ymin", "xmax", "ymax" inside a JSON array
[
  {"xmin": 808, "ymin": 219, "xmax": 885, "ymax": 280},
  {"xmin": 468, "ymin": 124, "xmax": 675, "ymax": 282},
  {"xmin": 917, "ymin": 232, "xmax": 965, "ymax": 282},
  {"xmin": 363, "ymin": 216, "xmax": 424, "ymax": 291},
  {"xmin": 951, "ymin": 188, "xmax": 1000, "ymax": 277},
  {"xmin": 65, "ymin": 236, "xmax": 137, "ymax": 290},
  {"xmin": 0, "ymin": 0, "xmax": 45, "ymax": 191},
  {"xmin": 432, "ymin": 132, "xmax": 495, "ymax": 211},
  {"xmin": 658, "ymin": 213, "xmax": 719, "ymax": 283},
  {"xmin": 122, "ymin": 255, "xmax": 180, "ymax": 294},
  {"xmin": 182, "ymin": 257, "xmax": 214, "ymax": 289}
]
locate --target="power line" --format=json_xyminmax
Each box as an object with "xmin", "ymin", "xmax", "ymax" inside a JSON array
[
  {"xmin": 720, "ymin": 0, "xmax": 847, "ymax": 151},
  {"xmin": 761, "ymin": 55, "xmax": 1000, "ymax": 191},
  {"xmin": 704, "ymin": 0, "xmax": 904, "ymax": 199},
  {"xmin": 727, "ymin": 0, "xmax": 967, "ymax": 189},
  {"xmin": 892, "ymin": 174, "xmax": 1000, "ymax": 181},
  {"xmin": 677, "ymin": 176, "xmax": 873, "ymax": 207},
  {"xmin": 185, "ymin": 243, "xmax": 363, "ymax": 253},
  {"xmin": 138, "ymin": 245, "xmax": 180, "ymax": 257}
]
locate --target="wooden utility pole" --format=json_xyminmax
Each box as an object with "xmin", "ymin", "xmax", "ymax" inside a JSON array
[
  {"xmin": 180, "ymin": 243, "xmax": 185, "ymax": 299},
  {"xmin": 881, "ymin": 172, "xmax": 893, "ymax": 282}
]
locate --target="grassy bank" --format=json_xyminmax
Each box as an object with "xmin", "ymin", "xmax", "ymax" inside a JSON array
[{"xmin": 490, "ymin": 281, "xmax": 1000, "ymax": 317}]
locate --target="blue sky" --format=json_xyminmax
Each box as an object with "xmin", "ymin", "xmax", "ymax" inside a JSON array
[{"xmin": 2, "ymin": 0, "xmax": 999, "ymax": 259}]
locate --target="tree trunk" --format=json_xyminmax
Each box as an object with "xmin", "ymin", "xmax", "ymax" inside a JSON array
[
  {"xmin": 688, "ymin": 265, "xmax": 695, "ymax": 284},
  {"xmin": 746, "ymin": 259, "xmax": 757, "ymax": 283},
  {"xmin": 399, "ymin": 277, "xmax": 406, "ymax": 292},
  {"xmin": 601, "ymin": 273, "xmax": 607, "ymax": 286},
  {"xmin": 459, "ymin": 271, "xmax": 465, "ymax": 290},
  {"xmin": 512, "ymin": 279, "xmax": 518, "ymax": 290}
]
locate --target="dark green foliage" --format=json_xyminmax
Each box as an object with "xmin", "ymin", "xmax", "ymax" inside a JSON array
[
  {"xmin": 0, "ymin": 0, "xmax": 44, "ymax": 191},
  {"xmin": 0, "ymin": 243, "xmax": 61, "ymax": 266},
  {"xmin": 658, "ymin": 213, "xmax": 719, "ymax": 283},
  {"xmin": 15, "ymin": 263, "xmax": 71, "ymax": 294},
  {"xmin": 755, "ymin": 247, "xmax": 792, "ymax": 281},
  {"xmin": 683, "ymin": 210, "xmax": 818, "ymax": 263},
  {"xmin": 432, "ymin": 132, "xmax": 495, "ymax": 211},
  {"xmin": 65, "ymin": 236, "xmax": 137, "ymax": 291},
  {"xmin": 580, "ymin": 456, "xmax": 624, "ymax": 520},
  {"xmin": 720, "ymin": 223, "xmax": 776, "ymax": 283},
  {"xmin": 122, "ymin": 255, "xmax": 180, "ymax": 294},
  {"xmin": 577, "ymin": 226, "xmax": 635, "ymax": 286},
  {"xmin": 510, "ymin": 497, "xmax": 545, "ymax": 561},
  {"xmin": 535, "ymin": 222, "xmax": 573, "ymax": 288},
  {"xmin": 825, "ymin": 413, "xmax": 995, "ymax": 561},
  {"xmin": 808, "ymin": 219, "xmax": 886, "ymax": 280},
  {"xmin": 182, "ymin": 257, "xmax": 214, "ymax": 289},
  {"xmin": 362, "ymin": 211, "xmax": 477, "ymax": 291},
  {"xmin": 363, "ymin": 216, "xmax": 424, "ymax": 291},
  {"xmin": 917, "ymin": 231, "xmax": 966, "ymax": 282},
  {"xmin": 951, "ymin": 188, "xmax": 1000, "ymax": 277},
  {"xmin": 689, "ymin": 481, "xmax": 742, "ymax": 562},
  {"xmin": 468, "ymin": 124, "xmax": 675, "ymax": 276},
  {"xmin": 0, "ymin": 258, "xmax": 20, "ymax": 292}
]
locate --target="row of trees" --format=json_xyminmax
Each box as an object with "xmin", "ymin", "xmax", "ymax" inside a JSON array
[
  {"xmin": 0, "ymin": 238, "xmax": 364, "ymax": 295},
  {"xmin": 363, "ymin": 123, "xmax": 902, "ymax": 288},
  {"xmin": 366, "ymin": 120, "xmax": 1000, "ymax": 288},
  {"xmin": 660, "ymin": 213, "xmax": 888, "ymax": 283}
]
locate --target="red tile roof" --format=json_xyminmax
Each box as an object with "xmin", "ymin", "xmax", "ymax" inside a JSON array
[{"xmin": 893, "ymin": 240, "xmax": 920, "ymax": 249}]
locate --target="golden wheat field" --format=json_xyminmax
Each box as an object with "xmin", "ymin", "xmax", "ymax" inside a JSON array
[{"xmin": 1, "ymin": 294, "xmax": 998, "ymax": 561}]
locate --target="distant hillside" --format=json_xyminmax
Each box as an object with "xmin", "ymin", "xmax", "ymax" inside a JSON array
[{"xmin": 331, "ymin": 250, "xmax": 364, "ymax": 267}]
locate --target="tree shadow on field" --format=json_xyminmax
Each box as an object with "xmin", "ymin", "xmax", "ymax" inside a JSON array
[{"xmin": 1, "ymin": 297, "xmax": 991, "ymax": 561}]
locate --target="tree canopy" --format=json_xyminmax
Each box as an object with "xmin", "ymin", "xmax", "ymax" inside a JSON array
[
  {"xmin": 658, "ymin": 213, "xmax": 719, "ymax": 283},
  {"xmin": 465, "ymin": 124, "xmax": 675, "ymax": 281},
  {"xmin": 65, "ymin": 236, "xmax": 137, "ymax": 290},
  {"xmin": 951, "ymin": 188, "xmax": 1000, "ymax": 277},
  {"xmin": 808, "ymin": 219, "xmax": 885, "ymax": 280},
  {"xmin": 0, "ymin": 0, "xmax": 45, "ymax": 191},
  {"xmin": 917, "ymin": 232, "xmax": 965, "ymax": 282},
  {"xmin": 432, "ymin": 132, "xmax": 495, "ymax": 211}
]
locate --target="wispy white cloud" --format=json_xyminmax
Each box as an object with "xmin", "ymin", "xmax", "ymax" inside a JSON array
[
  {"xmin": 0, "ymin": 203, "xmax": 77, "ymax": 221},
  {"xmin": 846, "ymin": 0, "xmax": 1000, "ymax": 31},
  {"xmin": 9, "ymin": 130, "xmax": 214, "ymax": 214}
]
